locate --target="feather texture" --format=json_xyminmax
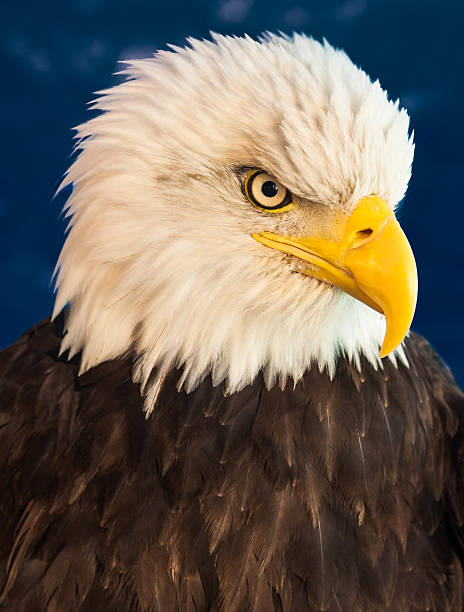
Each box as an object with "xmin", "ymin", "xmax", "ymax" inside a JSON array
[{"xmin": 1, "ymin": 316, "xmax": 464, "ymax": 610}]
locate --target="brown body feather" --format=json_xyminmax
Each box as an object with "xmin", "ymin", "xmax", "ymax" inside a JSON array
[{"xmin": 0, "ymin": 316, "xmax": 464, "ymax": 610}]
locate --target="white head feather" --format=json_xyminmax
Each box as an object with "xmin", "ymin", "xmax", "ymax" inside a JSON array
[{"xmin": 53, "ymin": 33, "xmax": 414, "ymax": 414}]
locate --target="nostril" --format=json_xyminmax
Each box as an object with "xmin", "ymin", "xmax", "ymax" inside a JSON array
[
  {"xmin": 356, "ymin": 228, "xmax": 373, "ymax": 238},
  {"xmin": 350, "ymin": 228, "xmax": 374, "ymax": 249}
]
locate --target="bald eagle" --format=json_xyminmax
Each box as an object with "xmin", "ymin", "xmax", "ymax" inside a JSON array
[{"xmin": 1, "ymin": 32, "xmax": 464, "ymax": 611}]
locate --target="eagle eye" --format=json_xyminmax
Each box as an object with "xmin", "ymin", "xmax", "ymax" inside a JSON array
[{"xmin": 244, "ymin": 170, "xmax": 294, "ymax": 213}]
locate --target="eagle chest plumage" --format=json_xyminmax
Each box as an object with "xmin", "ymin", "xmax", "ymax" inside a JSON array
[{"xmin": 1, "ymin": 317, "xmax": 464, "ymax": 611}]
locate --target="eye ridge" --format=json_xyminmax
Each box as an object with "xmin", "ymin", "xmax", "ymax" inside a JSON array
[{"xmin": 244, "ymin": 169, "xmax": 294, "ymax": 212}]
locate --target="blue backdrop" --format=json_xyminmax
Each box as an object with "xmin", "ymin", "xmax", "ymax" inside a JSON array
[{"xmin": 2, "ymin": 0, "xmax": 463, "ymax": 384}]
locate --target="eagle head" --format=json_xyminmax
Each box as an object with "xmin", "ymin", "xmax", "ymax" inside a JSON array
[{"xmin": 54, "ymin": 33, "xmax": 416, "ymax": 413}]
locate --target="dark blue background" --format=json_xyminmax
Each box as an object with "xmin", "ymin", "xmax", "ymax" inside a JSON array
[{"xmin": 2, "ymin": 0, "xmax": 463, "ymax": 384}]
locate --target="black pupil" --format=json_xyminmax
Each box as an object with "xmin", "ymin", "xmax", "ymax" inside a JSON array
[{"xmin": 261, "ymin": 181, "xmax": 279, "ymax": 198}]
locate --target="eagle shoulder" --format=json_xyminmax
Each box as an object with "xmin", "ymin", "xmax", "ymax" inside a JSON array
[{"xmin": 0, "ymin": 317, "xmax": 150, "ymax": 610}]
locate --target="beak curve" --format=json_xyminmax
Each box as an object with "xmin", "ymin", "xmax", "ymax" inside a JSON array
[{"xmin": 252, "ymin": 196, "xmax": 418, "ymax": 358}]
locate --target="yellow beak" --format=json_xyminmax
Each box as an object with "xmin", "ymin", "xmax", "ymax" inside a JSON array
[{"xmin": 252, "ymin": 196, "xmax": 417, "ymax": 358}]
